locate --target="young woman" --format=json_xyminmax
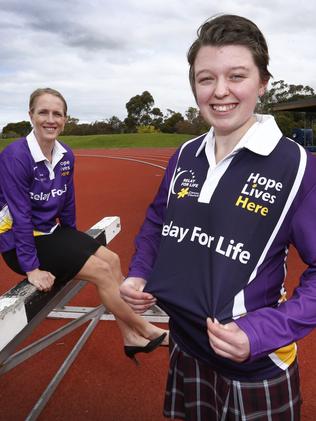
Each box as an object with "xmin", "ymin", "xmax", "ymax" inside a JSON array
[
  {"xmin": 120, "ymin": 14, "xmax": 316, "ymax": 419},
  {"xmin": 0, "ymin": 88, "xmax": 167, "ymax": 363}
]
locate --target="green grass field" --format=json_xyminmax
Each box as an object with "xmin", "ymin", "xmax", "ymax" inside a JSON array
[{"xmin": 0, "ymin": 132, "xmax": 194, "ymax": 151}]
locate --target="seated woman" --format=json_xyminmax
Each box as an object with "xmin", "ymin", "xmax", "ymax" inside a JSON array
[{"xmin": 0, "ymin": 87, "xmax": 167, "ymax": 364}]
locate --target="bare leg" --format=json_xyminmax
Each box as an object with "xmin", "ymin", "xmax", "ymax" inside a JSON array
[{"xmin": 75, "ymin": 246, "xmax": 168, "ymax": 346}]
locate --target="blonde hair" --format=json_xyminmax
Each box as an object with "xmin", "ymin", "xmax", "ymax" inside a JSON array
[{"xmin": 29, "ymin": 88, "xmax": 68, "ymax": 116}]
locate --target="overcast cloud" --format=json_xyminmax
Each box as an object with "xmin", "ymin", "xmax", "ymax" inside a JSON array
[{"xmin": 0, "ymin": 0, "xmax": 315, "ymax": 130}]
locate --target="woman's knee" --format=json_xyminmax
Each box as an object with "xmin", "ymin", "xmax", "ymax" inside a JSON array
[
  {"xmin": 109, "ymin": 250, "xmax": 120, "ymax": 270},
  {"xmin": 98, "ymin": 247, "xmax": 120, "ymax": 271},
  {"xmin": 78, "ymin": 255, "xmax": 113, "ymax": 284},
  {"xmin": 94, "ymin": 258, "xmax": 113, "ymax": 278}
]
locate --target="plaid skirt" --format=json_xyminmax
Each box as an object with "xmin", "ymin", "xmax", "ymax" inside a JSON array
[{"xmin": 164, "ymin": 337, "xmax": 301, "ymax": 421}]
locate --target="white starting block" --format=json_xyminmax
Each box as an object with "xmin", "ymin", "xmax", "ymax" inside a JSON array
[{"xmin": 0, "ymin": 217, "xmax": 120, "ymax": 420}]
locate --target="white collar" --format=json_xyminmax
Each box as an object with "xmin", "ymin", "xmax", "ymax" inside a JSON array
[
  {"xmin": 26, "ymin": 130, "xmax": 67, "ymax": 164},
  {"xmin": 195, "ymin": 114, "xmax": 282, "ymax": 158}
]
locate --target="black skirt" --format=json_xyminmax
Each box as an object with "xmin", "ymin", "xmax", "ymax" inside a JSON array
[{"xmin": 2, "ymin": 226, "xmax": 101, "ymax": 283}]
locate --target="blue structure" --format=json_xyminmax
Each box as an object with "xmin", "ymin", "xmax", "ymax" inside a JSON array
[{"xmin": 292, "ymin": 128, "xmax": 314, "ymax": 150}]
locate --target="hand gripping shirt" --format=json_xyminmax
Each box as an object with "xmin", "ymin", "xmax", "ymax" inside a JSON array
[
  {"xmin": 0, "ymin": 131, "xmax": 76, "ymax": 273},
  {"xmin": 128, "ymin": 115, "xmax": 316, "ymax": 380}
]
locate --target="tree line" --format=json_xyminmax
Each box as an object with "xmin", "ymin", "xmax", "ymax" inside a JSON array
[{"xmin": 1, "ymin": 80, "xmax": 315, "ymax": 140}]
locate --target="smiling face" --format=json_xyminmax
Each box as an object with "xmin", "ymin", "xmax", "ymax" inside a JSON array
[
  {"xmin": 194, "ymin": 44, "xmax": 267, "ymax": 139},
  {"xmin": 29, "ymin": 93, "xmax": 67, "ymax": 145}
]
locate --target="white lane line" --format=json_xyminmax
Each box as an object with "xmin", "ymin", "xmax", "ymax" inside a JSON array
[{"xmin": 75, "ymin": 154, "xmax": 167, "ymax": 170}]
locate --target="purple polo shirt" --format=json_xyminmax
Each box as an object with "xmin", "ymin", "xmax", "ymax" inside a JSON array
[
  {"xmin": 0, "ymin": 131, "xmax": 76, "ymax": 272},
  {"xmin": 128, "ymin": 115, "xmax": 316, "ymax": 379}
]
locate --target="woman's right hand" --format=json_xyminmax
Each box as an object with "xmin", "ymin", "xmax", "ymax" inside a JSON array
[
  {"xmin": 120, "ymin": 277, "xmax": 156, "ymax": 314},
  {"xmin": 26, "ymin": 268, "xmax": 55, "ymax": 292}
]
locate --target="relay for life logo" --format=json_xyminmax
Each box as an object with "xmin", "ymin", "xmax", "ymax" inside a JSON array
[
  {"xmin": 29, "ymin": 184, "xmax": 68, "ymax": 202},
  {"xmin": 171, "ymin": 167, "xmax": 200, "ymax": 199},
  {"xmin": 162, "ymin": 220, "xmax": 251, "ymax": 264}
]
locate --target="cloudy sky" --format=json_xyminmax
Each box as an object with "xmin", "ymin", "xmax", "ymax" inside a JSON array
[{"xmin": 0, "ymin": 0, "xmax": 315, "ymax": 130}]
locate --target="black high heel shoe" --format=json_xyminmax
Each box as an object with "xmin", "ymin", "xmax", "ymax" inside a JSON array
[{"xmin": 124, "ymin": 332, "xmax": 167, "ymax": 366}]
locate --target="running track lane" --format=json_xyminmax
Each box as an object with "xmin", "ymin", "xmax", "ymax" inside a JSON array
[{"xmin": 0, "ymin": 148, "xmax": 315, "ymax": 420}]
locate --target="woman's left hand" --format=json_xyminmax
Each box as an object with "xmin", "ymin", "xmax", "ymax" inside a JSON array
[
  {"xmin": 206, "ymin": 318, "xmax": 250, "ymax": 362},
  {"xmin": 26, "ymin": 268, "xmax": 55, "ymax": 292}
]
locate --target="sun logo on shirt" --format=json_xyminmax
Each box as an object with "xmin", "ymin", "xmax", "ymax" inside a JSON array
[{"xmin": 177, "ymin": 188, "xmax": 189, "ymax": 199}]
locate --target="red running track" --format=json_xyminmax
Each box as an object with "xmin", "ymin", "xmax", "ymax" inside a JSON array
[{"xmin": 0, "ymin": 148, "xmax": 315, "ymax": 420}]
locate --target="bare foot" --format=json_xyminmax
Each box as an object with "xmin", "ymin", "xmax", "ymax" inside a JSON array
[
  {"xmin": 123, "ymin": 331, "xmax": 151, "ymax": 347},
  {"xmin": 146, "ymin": 327, "xmax": 169, "ymax": 346}
]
